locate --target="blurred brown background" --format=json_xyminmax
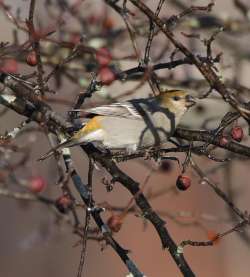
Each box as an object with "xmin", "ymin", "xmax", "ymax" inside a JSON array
[{"xmin": 1, "ymin": 1, "xmax": 250, "ymax": 277}]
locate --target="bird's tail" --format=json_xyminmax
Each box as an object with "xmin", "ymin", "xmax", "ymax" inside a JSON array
[{"xmin": 38, "ymin": 138, "xmax": 75, "ymax": 161}]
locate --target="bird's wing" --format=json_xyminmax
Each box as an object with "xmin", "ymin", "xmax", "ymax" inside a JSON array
[{"xmin": 76, "ymin": 102, "xmax": 142, "ymax": 120}]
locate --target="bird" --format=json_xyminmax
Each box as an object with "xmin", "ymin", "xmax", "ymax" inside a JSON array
[{"xmin": 39, "ymin": 89, "xmax": 195, "ymax": 160}]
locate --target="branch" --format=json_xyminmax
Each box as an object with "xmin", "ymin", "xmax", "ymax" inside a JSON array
[
  {"xmin": 128, "ymin": 0, "xmax": 250, "ymax": 122},
  {"xmin": 88, "ymin": 146, "xmax": 195, "ymax": 277}
]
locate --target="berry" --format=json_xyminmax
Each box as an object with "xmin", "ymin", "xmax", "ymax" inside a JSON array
[
  {"xmin": 99, "ymin": 66, "xmax": 115, "ymax": 85},
  {"xmin": 55, "ymin": 195, "xmax": 72, "ymax": 213},
  {"xmin": 219, "ymin": 136, "xmax": 228, "ymax": 146},
  {"xmin": 207, "ymin": 230, "xmax": 220, "ymax": 244},
  {"xmin": 103, "ymin": 17, "xmax": 114, "ymax": 30},
  {"xmin": 70, "ymin": 33, "xmax": 81, "ymax": 44},
  {"xmin": 96, "ymin": 47, "xmax": 112, "ymax": 67},
  {"xmin": 29, "ymin": 176, "xmax": 47, "ymax": 193},
  {"xmin": 0, "ymin": 59, "xmax": 18, "ymax": 73},
  {"xmin": 107, "ymin": 215, "xmax": 123, "ymax": 233},
  {"xmin": 231, "ymin": 126, "xmax": 243, "ymax": 142},
  {"xmin": 26, "ymin": 51, "xmax": 37, "ymax": 66},
  {"xmin": 88, "ymin": 15, "xmax": 99, "ymax": 25},
  {"xmin": 176, "ymin": 175, "xmax": 191, "ymax": 191}
]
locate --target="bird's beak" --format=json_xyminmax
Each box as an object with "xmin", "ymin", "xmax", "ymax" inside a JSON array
[{"xmin": 185, "ymin": 95, "xmax": 196, "ymax": 108}]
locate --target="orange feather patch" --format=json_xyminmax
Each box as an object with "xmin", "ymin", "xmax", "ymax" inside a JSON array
[{"xmin": 73, "ymin": 116, "xmax": 103, "ymax": 139}]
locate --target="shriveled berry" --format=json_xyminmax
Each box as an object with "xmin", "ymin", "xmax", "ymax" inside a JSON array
[
  {"xmin": 55, "ymin": 195, "xmax": 72, "ymax": 214},
  {"xmin": 29, "ymin": 176, "xmax": 47, "ymax": 193},
  {"xmin": 99, "ymin": 66, "xmax": 115, "ymax": 85},
  {"xmin": 96, "ymin": 48, "xmax": 112, "ymax": 67},
  {"xmin": 107, "ymin": 215, "xmax": 123, "ymax": 233},
  {"xmin": 159, "ymin": 160, "xmax": 172, "ymax": 173},
  {"xmin": 219, "ymin": 136, "xmax": 228, "ymax": 146},
  {"xmin": 176, "ymin": 175, "xmax": 191, "ymax": 191},
  {"xmin": 231, "ymin": 126, "xmax": 243, "ymax": 142},
  {"xmin": 26, "ymin": 51, "xmax": 37, "ymax": 66}
]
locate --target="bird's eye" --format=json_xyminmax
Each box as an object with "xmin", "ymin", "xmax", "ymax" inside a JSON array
[{"xmin": 172, "ymin": 96, "xmax": 180, "ymax": 101}]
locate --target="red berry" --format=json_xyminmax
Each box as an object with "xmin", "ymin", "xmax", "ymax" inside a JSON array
[
  {"xmin": 26, "ymin": 51, "xmax": 37, "ymax": 66},
  {"xmin": 88, "ymin": 15, "xmax": 99, "ymax": 24},
  {"xmin": 99, "ymin": 66, "xmax": 115, "ymax": 85},
  {"xmin": 107, "ymin": 215, "xmax": 123, "ymax": 233},
  {"xmin": 0, "ymin": 59, "xmax": 18, "ymax": 73},
  {"xmin": 29, "ymin": 176, "xmax": 47, "ymax": 193},
  {"xmin": 55, "ymin": 195, "xmax": 72, "ymax": 213},
  {"xmin": 103, "ymin": 17, "xmax": 114, "ymax": 30},
  {"xmin": 231, "ymin": 126, "xmax": 243, "ymax": 142},
  {"xmin": 207, "ymin": 230, "xmax": 220, "ymax": 244},
  {"xmin": 96, "ymin": 48, "xmax": 112, "ymax": 67},
  {"xmin": 70, "ymin": 33, "xmax": 81, "ymax": 44},
  {"xmin": 176, "ymin": 175, "xmax": 191, "ymax": 191},
  {"xmin": 219, "ymin": 136, "xmax": 228, "ymax": 146}
]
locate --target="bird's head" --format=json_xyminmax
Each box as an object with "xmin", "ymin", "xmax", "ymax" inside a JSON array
[{"xmin": 159, "ymin": 89, "xmax": 196, "ymax": 115}]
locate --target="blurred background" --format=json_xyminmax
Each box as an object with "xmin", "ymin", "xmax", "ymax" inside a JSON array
[{"xmin": 1, "ymin": 1, "xmax": 250, "ymax": 276}]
